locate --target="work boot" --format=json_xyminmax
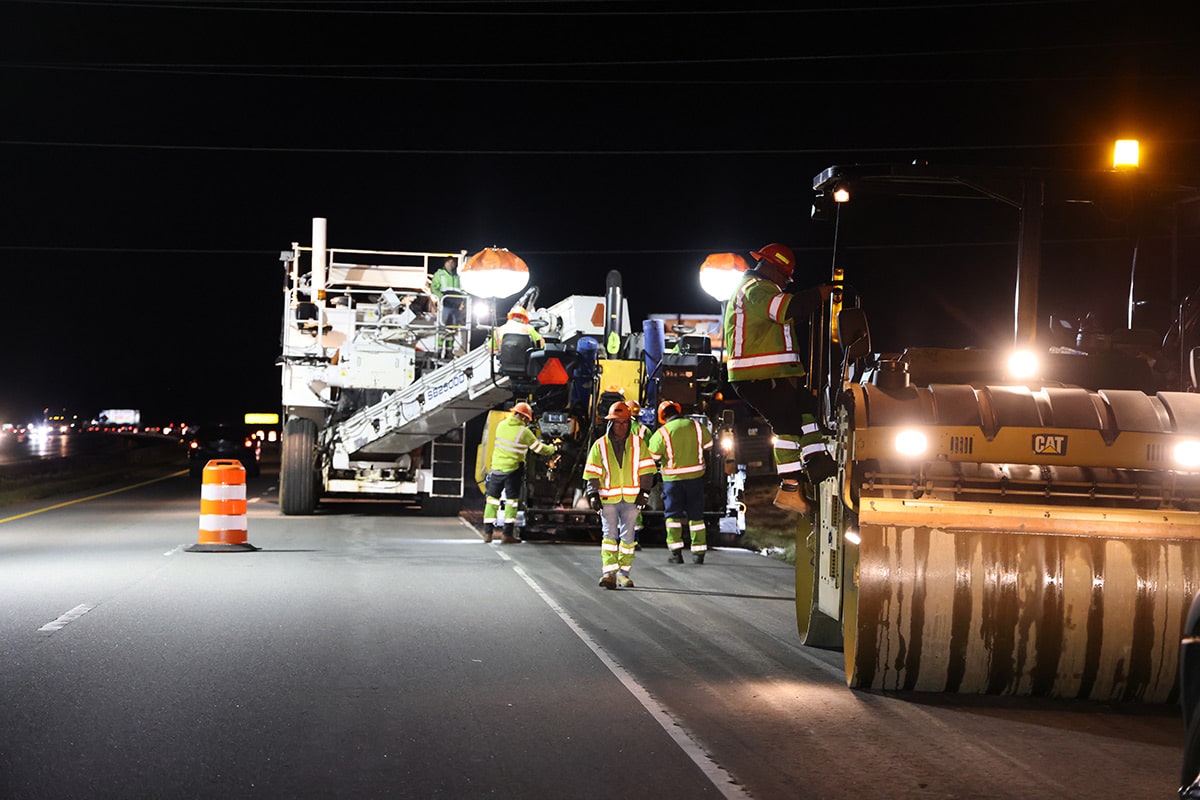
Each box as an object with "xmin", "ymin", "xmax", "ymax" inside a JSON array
[
  {"xmin": 773, "ymin": 482, "xmax": 810, "ymax": 514},
  {"xmin": 692, "ymin": 552, "xmax": 705, "ymax": 565},
  {"xmin": 668, "ymin": 550, "xmax": 684, "ymax": 564},
  {"xmin": 500, "ymin": 523, "xmax": 519, "ymax": 544},
  {"xmin": 804, "ymin": 451, "xmax": 839, "ymax": 484},
  {"xmin": 599, "ymin": 574, "xmax": 617, "ymax": 590},
  {"xmin": 482, "ymin": 524, "xmax": 495, "ymax": 543},
  {"xmin": 616, "ymin": 573, "xmax": 634, "ymax": 588}
]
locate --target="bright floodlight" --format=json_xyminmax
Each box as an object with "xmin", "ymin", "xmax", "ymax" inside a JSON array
[
  {"xmin": 1007, "ymin": 349, "xmax": 1040, "ymax": 380},
  {"xmin": 460, "ymin": 247, "xmax": 530, "ymax": 299},
  {"xmin": 1113, "ymin": 139, "xmax": 1139, "ymax": 169},
  {"xmin": 833, "ymin": 185, "xmax": 850, "ymax": 203},
  {"xmin": 1175, "ymin": 440, "xmax": 1200, "ymax": 470},
  {"xmin": 698, "ymin": 252, "xmax": 749, "ymax": 302},
  {"xmin": 894, "ymin": 429, "xmax": 928, "ymax": 457}
]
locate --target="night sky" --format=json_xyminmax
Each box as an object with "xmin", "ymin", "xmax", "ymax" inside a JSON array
[{"xmin": 3, "ymin": 0, "xmax": 1198, "ymax": 425}]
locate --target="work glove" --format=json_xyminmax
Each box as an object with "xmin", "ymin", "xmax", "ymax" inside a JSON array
[
  {"xmin": 586, "ymin": 488, "xmax": 602, "ymax": 512},
  {"xmin": 634, "ymin": 490, "xmax": 650, "ymax": 511}
]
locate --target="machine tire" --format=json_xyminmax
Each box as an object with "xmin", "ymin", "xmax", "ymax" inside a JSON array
[
  {"xmin": 280, "ymin": 417, "xmax": 319, "ymax": 516},
  {"xmin": 1183, "ymin": 706, "xmax": 1200, "ymax": 791}
]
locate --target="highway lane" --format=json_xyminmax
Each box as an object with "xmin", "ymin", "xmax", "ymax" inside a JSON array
[{"xmin": 0, "ymin": 469, "xmax": 1185, "ymax": 799}]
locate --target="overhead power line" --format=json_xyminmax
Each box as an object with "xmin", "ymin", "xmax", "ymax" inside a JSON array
[
  {"xmin": 5, "ymin": 237, "xmax": 1184, "ymax": 258},
  {"xmin": 7, "ymin": 0, "xmax": 1095, "ymax": 17},
  {"xmin": 0, "ymin": 139, "xmax": 1126, "ymax": 156},
  {"xmin": 7, "ymin": 62, "xmax": 1133, "ymax": 85}
]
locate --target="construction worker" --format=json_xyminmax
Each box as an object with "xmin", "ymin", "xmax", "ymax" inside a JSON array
[
  {"xmin": 583, "ymin": 401, "xmax": 656, "ymax": 589},
  {"xmin": 489, "ymin": 306, "xmax": 544, "ymax": 353},
  {"xmin": 483, "ymin": 401, "xmax": 556, "ymax": 543},
  {"xmin": 430, "ymin": 256, "xmax": 464, "ymax": 326},
  {"xmin": 647, "ymin": 400, "xmax": 713, "ymax": 564},
  {"xmin": 722, "ymin": 243, "xmax": 837, "ymax": 513}
]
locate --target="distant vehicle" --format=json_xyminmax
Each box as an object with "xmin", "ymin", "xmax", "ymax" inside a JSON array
[
  {"xmin": 97, "ymin": 409, "xmax": 140, "ymax": 433},
  {"xmin": 186, "ymin": 423, "xmax": 262, "ymax": 478}
]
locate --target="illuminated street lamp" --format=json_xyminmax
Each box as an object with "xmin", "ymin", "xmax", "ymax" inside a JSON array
[
  {"xmin": 459, "ymin": 247, "xmax": 530, "ymax": 299},
  {"xmin": 1113, "ymin": 139, "xmax": 1139, "ymax": 170},
  {"xmin": 698, "ymin": 252, "xmax": 749, "ymax": 303}
]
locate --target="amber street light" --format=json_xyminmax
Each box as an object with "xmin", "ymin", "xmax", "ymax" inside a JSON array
[
  {"xmin": 459, "ymin": 247, "xmax": 531, "ymax": 298},
  {"xmin": 1113, "ymin": 139, "xmax": 1140, "ymax": 170}
]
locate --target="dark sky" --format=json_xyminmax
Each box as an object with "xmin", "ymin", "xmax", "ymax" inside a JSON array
[{"xmin": 3, "ymin": 0, "xmax": 1199, "ymax": 424}]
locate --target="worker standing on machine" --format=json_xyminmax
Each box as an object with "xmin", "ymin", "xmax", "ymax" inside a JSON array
[
  {"xmin": 583, "ymin": 401, "xmax": 656, "ymax": 589},
  {"xmin": 488, "ymin": 306, "xmax": 544, "ymax": 352},
  {"xmin": 723, "ymin": 243, "xmax": 837, "ymax": 513},
  {"xmin": 647, "ymin": 400, "xmax": 713, "ymax": 564},
  {"xmin": 483, "ymin": 401, "xmax": 556, "ymax": 544},
  {"xmin": 430, "ymin": 256, "xmax": 464, "ymax": 326}
]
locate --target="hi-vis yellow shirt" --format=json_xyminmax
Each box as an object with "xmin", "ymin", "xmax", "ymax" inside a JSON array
[
  {"xmin": 722, "ymin": 271, "xmax": 807, "ymax": 382},
  {"xmin": 647, "ymin": 417, "xmax": 713, "ymax": 481},
  {"xmin": 489, "ymin": 414, "xmax": 554, "ymax": 473},
  {"xmin": 583, "ymin": 432, "xmax": 656, "ymax": 503}
]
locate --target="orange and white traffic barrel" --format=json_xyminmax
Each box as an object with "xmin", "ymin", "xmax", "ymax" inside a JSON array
[{"xmin": 186, "ymin": 459, "xmax": 259, "ymax": 552}]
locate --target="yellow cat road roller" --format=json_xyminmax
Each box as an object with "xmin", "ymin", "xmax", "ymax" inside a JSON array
[{"xmin": 799, "ymin": 156, "xmax": 1200, "ymax": 700}]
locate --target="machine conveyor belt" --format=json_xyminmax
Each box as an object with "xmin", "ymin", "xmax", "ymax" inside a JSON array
[{"xmin": 333, "ymin": 344, "xmax": 512, "ymax": 459}]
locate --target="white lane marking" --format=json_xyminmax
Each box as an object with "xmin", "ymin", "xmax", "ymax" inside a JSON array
[
  {"xmin": 509, "ymin": 562, "xmax": 751, "ymax": 799},
  {"xmin": 38, "ymin": 604, "xmax": 95, "ymax": 632},
  {"xmin": 164, "ymin": 545, "xmax": 184, "ymax": 556}
]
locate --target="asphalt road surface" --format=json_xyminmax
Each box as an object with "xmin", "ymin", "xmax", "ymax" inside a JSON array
[{"xmin": 0, "ymin": 468, "xmax": 1185, "ymax": 799}]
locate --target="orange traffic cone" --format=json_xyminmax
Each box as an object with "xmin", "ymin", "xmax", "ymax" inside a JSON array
[{"xmin": 186, "ymin": 459, "xmax": 259, "ymax": 552}]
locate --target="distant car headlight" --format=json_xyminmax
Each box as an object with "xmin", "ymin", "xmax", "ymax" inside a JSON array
[
  {"xmin": 894, "ymin": 429, "xmax": 928, "ymax": 457},
  {"xmin": 1176, "ymin": 440, "xmax": 1200, "ymax": 469}
]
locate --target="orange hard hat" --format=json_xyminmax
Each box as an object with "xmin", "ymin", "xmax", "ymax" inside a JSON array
[
  {"xmin": 657, "ymin": 400, "xmax": 682, "ymax": 424},
  {"xmin": 750, "ymin": 243, "xmax": 796, "ymax": 277},
  {"xmin": 507, "ymin": 306, "xmax": 529, "ymax": 323},
  {"xmin": 626, "ymin": 399, "xmax": 641, "ymax": 414},
  {"xmin": 605, "ymin": 401, "xmax": 632, "ymax": 422},
  {"xmin": 511, "ymin": 401, "xmax": 534, "ymax": 421}
]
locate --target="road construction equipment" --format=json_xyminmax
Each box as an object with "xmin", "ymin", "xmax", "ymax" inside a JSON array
[
  {"xmin": 476, "ymin": 270, "xmax": 746, "ymax": 541},
  {"xmin": 278, "ymin": 218, "xmax": 510, "ymax": 515},
  {"xmin": 799, "ymin": 159, "xmax": 1200, "ymax": 701}
]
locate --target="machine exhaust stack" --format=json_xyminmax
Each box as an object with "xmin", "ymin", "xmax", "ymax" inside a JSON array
[
  {"xmin": 603, "ymin": 270, "xmax": 624, "ymax": 356},
  {"xmin": 311, "ymin": 217, "xmax": 327, "ymax": 301}
]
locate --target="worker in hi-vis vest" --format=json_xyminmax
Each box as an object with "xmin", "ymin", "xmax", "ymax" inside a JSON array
[
  {"xmin": 583, "ymin": 401, "xmax": 656, "ymax": 590},
  {"xmin": 722, "ymin": 242, "xmax": 836, "ymax": 514},
  {"xmin": 483, "ymin": 401, "xmax": 556, "ymax": 544},
  {"xmin": 646, "ymin": 400, "xmax": 713, "ymax": 564}
]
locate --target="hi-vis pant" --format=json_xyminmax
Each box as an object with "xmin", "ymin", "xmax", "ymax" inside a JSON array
[
  {"xmin": 731, "ymin": 377, "xmax": 828, "ymax": 476},
  {"xmin": 599, "ymin": 501, "xmax": 639, "ymax": 576},
  {"xmin": 663, "ymin": 476, "xmax": 707, "ymax": 554}
]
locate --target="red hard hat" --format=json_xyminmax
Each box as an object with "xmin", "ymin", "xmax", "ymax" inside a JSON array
[
  {"xmin": 750, "ymin": 243, "xmax": 796, "ymax": 277},
  {"xmin": 605, "ymin": 401, "xmax": 632, "ymax": 422},
  {"xmin": 657, "ymin": 400, "xmax": 682, "ymax": 424},
  {"xmin": 511, "ymin": 401, "xmax": 534, "ymax": 421}
]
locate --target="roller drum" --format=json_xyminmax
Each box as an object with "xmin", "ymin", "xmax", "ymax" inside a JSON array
[{"xmin": 848, "ymin": 523, "xmax": 1200, "ymax": 701}]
